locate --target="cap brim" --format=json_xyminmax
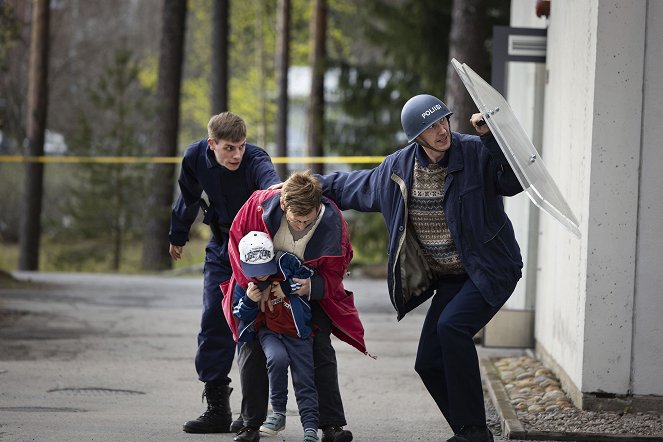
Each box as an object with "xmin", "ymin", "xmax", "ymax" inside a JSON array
[{"xmin": 241, "ymin": 260, "xmax": 277, "ymax": 278}]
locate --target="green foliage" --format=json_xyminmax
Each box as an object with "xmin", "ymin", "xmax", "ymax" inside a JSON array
[
  {"xmin": 0, "ymin": 1, "xmax": 20, "ymax": 70},
  {"xmin": 328, "ymin": 0, "xmax": 510, "ymax": 158},
  {"xmin": 0, "ymin": 165, "xmax": 22, "ymax": 243},
  {"xmin": 178, "ymin": 0, "xmax": 214, "ymax": 146},
  {"xmin": 180, "ymin": 0, "xmax": 359, "ymax": 150},
  {"xmin": 346, "ymin": 211, "xmax": 388, "ymax": 266},
  {"xmin": 49, "ymin": 49, "xmax": 154, "ymax": 271}
]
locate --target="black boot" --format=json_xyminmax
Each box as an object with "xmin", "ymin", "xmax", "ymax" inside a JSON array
[
  {"xmin": 230, "ymin": 416, "xmax": 245, "ymax": 433},
  {"xmin": 182, "ymin": 384, "xmax": 233, "ymax": 433},
  {"xmin": 321, "ymin": 426, "xmax": 353, "ymax": 442},
  {"xmin": 446, "ymin": 425, "xmax": 494, "ymax": 442},
  {"xmin": 234, "ymin": 426, "xmax": 260, "ymax": 442}
]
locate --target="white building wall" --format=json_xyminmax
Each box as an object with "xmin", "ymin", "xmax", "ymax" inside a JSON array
[
  {"xmin": 631, "ymin": 0, "xmax": 663, "ymax": 397},
  {"xmin": 535, "ymin": 0, "xmax": 596, "ymax": 393},
  {"xmin": 537, "ymin": 0, "xmax": 648, "ymax": 396}
]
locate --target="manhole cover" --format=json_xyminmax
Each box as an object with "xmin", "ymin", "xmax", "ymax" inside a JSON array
[{"xmin": 47, "ymin": 387, "xmax": 145, "ymax": 396}]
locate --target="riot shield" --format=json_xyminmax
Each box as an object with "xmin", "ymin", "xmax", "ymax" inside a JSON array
[{"xmin": 451, "ymin": 58, "xmax": 581, "ymax": 238}]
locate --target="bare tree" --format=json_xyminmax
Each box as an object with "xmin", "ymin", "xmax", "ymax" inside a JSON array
[
  {"xmin": 141, "ymin": 0, "xmax": 187, "ymax": 271},
  {"xmin": 275, "ymin": 0, "xmax": 290, "ymax": 179},
  {"xmin": 306, "ymin": 0, "xmax": 326, "ymax": 175},
  {"xmin": 444, "ymin": 0, "xmax": 486, "ymax": 134},
  {"xmin": 211, "ymin": 0, "xmax": 229, "ymax": 114},
  {"xmin": 18, "ymin": 0, "xmax": 49, "ymax": 271}
]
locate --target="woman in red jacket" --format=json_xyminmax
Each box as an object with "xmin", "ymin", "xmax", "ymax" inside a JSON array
[{"xmin": 222, "ymin": 170, "xmax": 366, "ymax": 442}]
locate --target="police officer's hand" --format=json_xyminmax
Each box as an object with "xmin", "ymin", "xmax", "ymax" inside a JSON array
[
  {"xmin": 169, "ymin": 244, "xmax": 183, "ymax": 260},
  {"xmin": 267, "ymin": 182, "xmax": 284, "ymax": 190},
  {"xmin": 470, "ymin": 113, "xmax": 490, "ymax": 136}
]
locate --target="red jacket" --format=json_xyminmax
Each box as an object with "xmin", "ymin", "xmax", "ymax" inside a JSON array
[{"xmin": 221, "ymin": 189, "xmax": 368, "ymax": 355}]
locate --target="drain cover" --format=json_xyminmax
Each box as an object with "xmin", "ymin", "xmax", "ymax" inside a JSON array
[{"xmin": 47, "ymin": 387, "xmax": 145, "ymax": 396}]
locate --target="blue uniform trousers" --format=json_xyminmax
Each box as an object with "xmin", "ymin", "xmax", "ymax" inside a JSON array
[
  {"xmin": 259, "ymin": 329, "xmax": 319, "ymax": 431},
  {"xmin": 195, "ymin": 241, "xmax": 235, "ymax": 385},
  {"xmin": 414, "ymin": 278, "xmax": 505, "ymax": 433}
]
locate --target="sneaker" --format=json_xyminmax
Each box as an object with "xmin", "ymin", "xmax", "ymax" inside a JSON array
[
  {"xmin": 259, "ymin": 412, "xmax": 286, "ymax": 435},
  {"xmin": 230, "ymin": 416, "xmax": 244, "ymax": 433},
  {"xmin": 234, "ymin": 426, "xmax": 260, "ymax": 442},
  {"xmin": 304, "ymin": 429, "xmax": 320, "ymax": 442},
  {"xmin": 321, "ymin": 426, "xmax": 353, "ymax": 442},
  {"xmin": 446, "ymin": 425, "xmax": 494, "ymax": 442}
]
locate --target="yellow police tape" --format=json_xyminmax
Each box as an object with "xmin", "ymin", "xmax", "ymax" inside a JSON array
[{"xmin": 0, "ymin": 155, "xmax": 385, "ymax": 164}]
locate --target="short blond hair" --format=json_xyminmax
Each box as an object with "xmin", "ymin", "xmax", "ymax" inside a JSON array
[
  {"xmin": 207, "ymin": 112, "xmax": 247, "ymax": 142},
  {"xmin": 281, "ymin": 170, "xmax": 322, "ymax": 216}
]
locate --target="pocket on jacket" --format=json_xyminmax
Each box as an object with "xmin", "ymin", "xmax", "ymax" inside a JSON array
[{"xmin": 459, "ymin": 185, "xmax": 506, "ymax": 243}]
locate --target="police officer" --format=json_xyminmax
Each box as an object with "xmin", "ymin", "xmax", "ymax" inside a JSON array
[
  {"xmin": 317, "ymin": 94, "xmax": 524, "ymax": 442},
  {"xmin": 169, "ymin": 112, "xmax": 280, "ymax": 434}
]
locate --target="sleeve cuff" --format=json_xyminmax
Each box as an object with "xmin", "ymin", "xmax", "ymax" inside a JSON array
[{"xmin": 309, "ymin": 274, "xmax": 325, "ymax": 300}]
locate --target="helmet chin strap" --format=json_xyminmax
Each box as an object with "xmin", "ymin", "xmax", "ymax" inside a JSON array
[{"xmin": 415, "ymin": 138, "xmax": 448, "ymax": 153}]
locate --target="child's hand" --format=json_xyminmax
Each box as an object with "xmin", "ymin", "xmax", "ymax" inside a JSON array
[
  {"xmin": 246, "ymin": 282, "xmax": 262, "ymax": 302},
  {"xmin": 271, "ymin": 281, "xmax": 286, "ymax": 298},
  {"xmin": 259, "ymin": 284, "xmax": 273, "ymax": 313}
]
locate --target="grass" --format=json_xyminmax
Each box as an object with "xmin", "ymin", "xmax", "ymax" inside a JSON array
[
  {"xmin": 0, "ymin": 220, "xmax": 387, "ymax": 275},
  {"xmin": 0, "ymin": 236, "xmax": 209, "ymax": 275}
]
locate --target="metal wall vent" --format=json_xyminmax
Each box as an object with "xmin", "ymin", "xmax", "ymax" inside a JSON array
[
  {"xmin": 508, "ymin": 34, "xmax": 547, "ymax": 57},
  {"xmin": 47, "ymin": 387, "xmax": 145, "ymax": 396}
]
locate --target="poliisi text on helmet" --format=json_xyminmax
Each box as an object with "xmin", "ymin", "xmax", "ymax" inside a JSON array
[{"xmin": 421, "ymin": 104, "xmax": 442, "ymax": 119}]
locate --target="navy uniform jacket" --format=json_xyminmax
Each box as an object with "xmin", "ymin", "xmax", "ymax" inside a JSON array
[
  {"xmin": 169, "ymin": 139, "xmax": 280, "ymax": 275},
  {"xmin": 318, "ymin": 132, "xmax": 524, "ymax": 319}
]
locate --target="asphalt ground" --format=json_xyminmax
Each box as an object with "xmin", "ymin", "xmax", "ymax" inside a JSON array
[{"xmin": 0, "ymin": 271, "xmax": 530, "ymax": 442}]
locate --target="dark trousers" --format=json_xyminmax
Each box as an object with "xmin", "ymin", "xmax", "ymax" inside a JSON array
[
  {"xmin": 238, "ymin": 340, "xmax": 269, "ymax": 427},
  {"xmin": 414, "ymin": 278, "xmax": 504, "ymax": 433},
  {"xmin": 259, "ymin": 329, "xmax": 319, "ymax": 431},
  {"xmin": 239, "ymin": 303, "xmax": 347, "ymax": 428},
  {"xmin": 312, "ymin": 302, "xmax": 346, "ymax": 428},
  {"xmin": 195, "ymin": 251, "xmax": 235, "ymax": 385}
]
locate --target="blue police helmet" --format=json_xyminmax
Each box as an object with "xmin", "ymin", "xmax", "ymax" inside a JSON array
[{"xmin": 401, "ymin": 94, "xmax": 453, "ymax": 143}]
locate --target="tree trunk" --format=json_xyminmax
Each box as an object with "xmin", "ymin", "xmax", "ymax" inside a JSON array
[
  {"xmin": 211, "ymin": 0, "xmax": 229, "ymax": 114},
  {"xmin": 141, "ymin": 0, "xmax": 187, "ymax": 271},
  {"xmin": 306, "ymin": 0, "xmax": 326, "ymax": 175},
  {"xmin": 19, "ymin": 0, "xmax": 50, "ymax": 271},
  {"xmin": 275, "ymin": 0, "xmax": 290, "ymax": 180},
  {"xmin": 445, "ymin": 0, "xmax": 486, "ymax": 134}
]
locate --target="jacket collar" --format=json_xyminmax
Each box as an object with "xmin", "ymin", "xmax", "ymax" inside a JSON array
[
  {"xmin": 260, "ymin": 193, "xmax": 283, "ymax": 235},
  {"xmin": 260, "ymin": 193, "xmax": 344, "ymax": 260},
  {"xmin": 204, "ymin": 143, "xmax": 218, "ymax": 169},
  {"xmin": 446, "ymin": 133, "xmax": 464, "ymax": 173}
]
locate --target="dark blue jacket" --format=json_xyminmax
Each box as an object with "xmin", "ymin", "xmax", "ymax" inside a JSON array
[
  {"xmin": 168, "ymin": 139, "xmax": 280, "ymax": 276},
  {"xmin": 318, "ymin": 132, "xmax": 523, "ymax": 319}
]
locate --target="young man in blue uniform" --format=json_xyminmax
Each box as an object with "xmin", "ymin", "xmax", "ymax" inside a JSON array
[
  {"xmin": 169, "ymin": 112, "xmax": 281, "ymax": 433},
  {"xmin": 317, "ymin": 95, "xmax": 524, "ymax": 442}
]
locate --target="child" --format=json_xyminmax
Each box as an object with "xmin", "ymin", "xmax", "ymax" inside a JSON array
[{"xmin": 233, "ymin": 231, "xmax": 319, "ymax": 442}]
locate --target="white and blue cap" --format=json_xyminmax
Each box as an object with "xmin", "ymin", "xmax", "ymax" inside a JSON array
[{"xmin": 238, "ymin": 231, "xmax": 277, "ymax": 277}]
